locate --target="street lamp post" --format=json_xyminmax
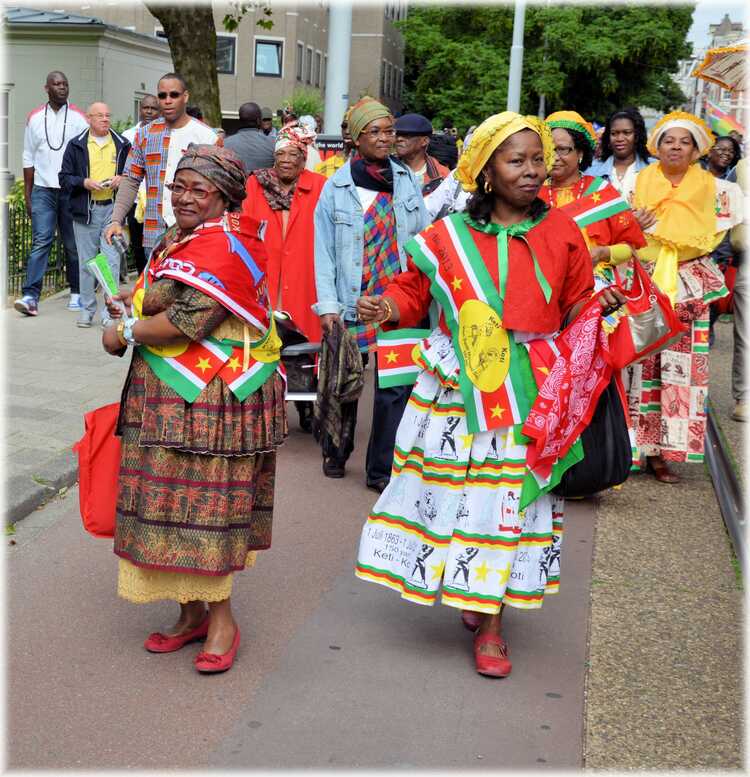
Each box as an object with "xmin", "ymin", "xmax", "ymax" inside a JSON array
[
  {"xmin": 506, "ymin": 0, "xmax": 526, "ymax": 112},
  {"xmin": 323, "ymin": 1, "xmax": 352, "ymax": 134}
]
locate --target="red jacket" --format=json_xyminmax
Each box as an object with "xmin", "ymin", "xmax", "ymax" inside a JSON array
[{"xmin": 244, "ymin": 168, "xmax": 327, "ymax": 342}]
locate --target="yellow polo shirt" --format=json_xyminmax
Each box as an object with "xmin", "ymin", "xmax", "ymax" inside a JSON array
[{"xmin": 87, "ymin": 133, "xmax": 116, "ymax": 201}]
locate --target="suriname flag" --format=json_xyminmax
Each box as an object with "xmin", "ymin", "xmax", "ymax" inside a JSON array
[{"xmin": 376, "ymin": 328, "xmax": 431, "ymax": 388}]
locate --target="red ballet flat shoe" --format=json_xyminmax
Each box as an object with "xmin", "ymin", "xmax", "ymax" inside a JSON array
[
  {"xmin": 144, "ymin": 616, "xmax": 209, "ymax": 653},
  {"xmin": 194, "ymin": 627, "xmax": 241, "ymax": 674},
  {"xmin": 461, "ymin": 610, "xmax": 483, "ymax": 632},
  {"xmin": 474, "ymin": 631, "xmax": 512, "ymax": 678}
]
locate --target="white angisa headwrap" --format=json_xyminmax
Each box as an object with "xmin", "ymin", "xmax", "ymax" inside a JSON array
[
  {"xmin": 647, "ymin": 111, "xmax": 715, "ymax": 157},
  {"xmin": 274, "ymin": 120, "xmax": 316, "ymax": 159}
]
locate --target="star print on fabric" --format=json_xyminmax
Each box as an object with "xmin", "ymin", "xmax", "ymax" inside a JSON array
[
  {"xmin": 195, "ymin": 357, "xmax": 212, "ymax": 374},
  {"xmin": 591, "ymin": 192, "xmax": 601, "ymax": 202},
  {"xmin": 459, "ymin": 433, "xmax": 474, "ymax": 450},
  {"xmin": 227, "ymin": 356, "xmax": 241, "ymax": 372},
  {"xmin": 385, "ymin": 350, "xmax": 399, "ymax": 364},
  {"xmin": 537, "ymin": 366, "xmax": 550, "ymax": 375},
  {"xmin": 490, "ymin": 404, "xmax": 505, "ymax": 419},
  {"xmin": 430, "ymin": 561, "xmax": 446, "ymax": 581},
  {"xmin": 451, "ymin": 277, "xmax": 463, "ymax": 291},
  {"xmin": 473, "ymin": 561, "xmax": 490, "ymax": 582},
  {"xmin": 496, "ymin": 563, "xmax": 511, "ymax": 584}
]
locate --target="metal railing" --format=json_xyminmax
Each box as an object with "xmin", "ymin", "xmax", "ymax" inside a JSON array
[{"xmin": 5, "ymin": 202, "xmax": 137, "ymax": 300}]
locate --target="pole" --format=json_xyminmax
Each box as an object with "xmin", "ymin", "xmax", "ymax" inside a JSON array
[
  {"xmin": 506, "ymin": 0, "xmax": 526, "ymax": 112},
  {"xmin": 323, "ymin": 1, "xmax": 352, "ymax": 134}
]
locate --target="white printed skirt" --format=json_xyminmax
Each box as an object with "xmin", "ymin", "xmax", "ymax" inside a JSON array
[{"xmin": 355, "ymin": 330, "xmax": 564, "ymax": 613}]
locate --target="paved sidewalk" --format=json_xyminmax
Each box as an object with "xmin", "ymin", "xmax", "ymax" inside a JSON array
[{"xmin": 4, "ymin": 290, "xmax": 130, "ymax": 523}]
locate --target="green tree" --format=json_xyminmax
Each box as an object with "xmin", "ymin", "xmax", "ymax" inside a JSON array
[{"xmin": 398, "ymin": 4, "xmax": 694, "ymax": 129}]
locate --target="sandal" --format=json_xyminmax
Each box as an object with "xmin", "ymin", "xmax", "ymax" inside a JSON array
[
  {"xmin": 647, "ymin": 456, "xmax": 680, "ymax": 484},
  {"xmin": 461, "ymin": 610, "xmax": 483, "ymax": 632},
  {"xmin": 144, "ymin": 616, "xmax": 209, "ymax": 653},
  {"xmin": 474, "ymin": 631, "xmax": 512, "ymax": 677}
]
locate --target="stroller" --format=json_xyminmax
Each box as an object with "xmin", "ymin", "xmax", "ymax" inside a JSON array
[{"xmin": 274, "ymin": 311, "xmax": 321, "ymax": 432}]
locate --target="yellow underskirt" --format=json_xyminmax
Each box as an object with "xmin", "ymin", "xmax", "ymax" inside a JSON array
[{"xmin": 117, "ymin": 552, "xmax": 257, "ymax": 604}]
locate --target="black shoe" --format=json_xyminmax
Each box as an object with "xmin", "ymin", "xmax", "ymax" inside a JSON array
[
  {"xmin": 323, "ymin": 457, "xmax": 346, "ymax": 478},
  {"xmin": 297, "ymin": 405, "xmax": 313, "ymax": 433},
  {"xmin": 366, "ymin": 480, "xmax": 389, "ymax": 494}
]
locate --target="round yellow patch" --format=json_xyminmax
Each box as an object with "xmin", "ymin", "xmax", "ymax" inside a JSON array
[{"xmin": 457, "ymin": 299, "xmax": 510, "ymax": 393}]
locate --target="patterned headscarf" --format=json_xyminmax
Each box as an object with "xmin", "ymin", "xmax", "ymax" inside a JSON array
[
  {"xmin": 647, "ymin": 111, "xmax": 715, "ymax": 158},
  {"xmin": 455, "ymin": 112, "xmax": 555, "ymax": 192},
  {"xmin": 174, "ymin": 143, "xmax": 247, "ymax": 209},
  {"xmin": 275, "ymin": 120, "xmax": 316, "ymax": 159},
  {"xmin": 348, "ymin": 96, "xmax": 392, "ymax": 141},
  {"xmin": 545, "ymin": 110, "xmax": 598, "ymax": 150}
]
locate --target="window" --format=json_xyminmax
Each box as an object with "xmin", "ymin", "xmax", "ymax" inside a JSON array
[
  {"xmin": 386, "ymin": 62, "xmax": 391, "ymax": 97},
  {"xmin": 306, "ymin": 46, "xmax": 313, "ymax": 84},
  {"xmin": 216, "ymin": 34, "xmax": 236, "ymax": 75},
  {"xmin": 296, "ymin": 42, "xmax": 304, "ymax": 80},
  {"xmin": 314, "ymin": 51, "xmax": 322, "ymax": 87},
  {"xmin": 322, "ymin": 55, "xmax": 327, "ymax": 90},
  {"xmin": 381, "ymin": 60, "xmax": 386, "ymax": 95},
  {"xmin": 255, "ymin": 39, "xmax": 283, "ymax": 77}
]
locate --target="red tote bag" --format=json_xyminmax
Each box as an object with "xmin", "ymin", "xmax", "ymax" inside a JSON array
[
  {"xmin": 606, "ymin": 260, "xmax": 688, "ymax": 370},
  {"xmin": 73, "ymin": 402, "xmax": 121, "ymax": 538}
]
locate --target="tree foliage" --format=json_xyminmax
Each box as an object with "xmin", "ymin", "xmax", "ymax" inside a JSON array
[{"xmin": 398, "ymin": 3, "xmax": 694, "ymax": 129}]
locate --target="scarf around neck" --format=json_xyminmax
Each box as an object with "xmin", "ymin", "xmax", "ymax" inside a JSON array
[
  {"xmin": 254, "ymin": 167, "xmax": 297, "ymax": 211},
  {"xmin": 351, "ymin": 155, "xmax": 394, "ymax": 192}
]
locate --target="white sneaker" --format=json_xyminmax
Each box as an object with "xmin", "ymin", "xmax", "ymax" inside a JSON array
[
  {"xmin": 76, "ymin": 312, "xmax": 93, "ymax": 328},
  {"xmin": 14, "ymin": 295, "xmax": 38, "ymax": 316},
  {"xmin": 67, "ymin": 293, "xmax": 82, "ymax": 311}
]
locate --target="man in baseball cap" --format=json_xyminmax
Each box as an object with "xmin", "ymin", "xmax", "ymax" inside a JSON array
[
  {"xmin": 260, "ymin": 106, "xmax": 277, "ymax": 139},
  {"xmin": 394, "ymin": 112, "xmax": 450, "ymax": 195}
]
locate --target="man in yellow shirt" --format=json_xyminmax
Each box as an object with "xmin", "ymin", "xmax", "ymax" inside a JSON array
[{"xmin": 59, "ymin": 102, "xmax": 130, "ymax": 327}]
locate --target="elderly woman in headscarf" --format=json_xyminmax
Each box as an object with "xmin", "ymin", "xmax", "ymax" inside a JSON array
[
  {"xmin": 298, "ymin": 114, "xmax": 324, "ymax": 172},
  {"xmin": 353, "ymin": 112, "xmax": 625, "ymax": 678},
  {"xmin": 624, "ymin": 112, "xmax": 743, "ymax": 482},
  {"xmin": 102, "ymin": 144, "xmax": 287, "ymax": 674},
  {"xmin": 245, "ymin": 122, "xmax": 327, "ymax": 430}
]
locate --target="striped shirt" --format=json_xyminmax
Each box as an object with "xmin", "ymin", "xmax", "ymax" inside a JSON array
[{"xmin": 123, "ymin": 117, "xmax": 217, "ymax": 249}]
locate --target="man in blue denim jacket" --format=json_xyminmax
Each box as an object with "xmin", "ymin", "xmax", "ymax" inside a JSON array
[{"xmin": 313, "ymin": 96, "xmax": 429, "ymax": 488}]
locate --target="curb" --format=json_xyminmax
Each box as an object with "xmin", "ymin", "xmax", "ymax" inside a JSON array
[{"xmin": 5, "ymin": 449, "xmax": 78, "ymax": 525}]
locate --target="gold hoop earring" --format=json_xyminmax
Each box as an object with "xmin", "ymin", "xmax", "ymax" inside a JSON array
[{"xmin": 483, "ymin": 179, "xmax": 493, "ymax": 194}]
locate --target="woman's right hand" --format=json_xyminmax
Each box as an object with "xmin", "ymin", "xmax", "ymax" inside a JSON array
[
  {"xmin": 106, "ymin": 289, "xmax": 134, "ymax": 319},
  {"xmin": 633, "ymin": 208, "xmax": 657, "ymax": 231},
  {"xmin": 319, "ymin": 313, "xmax": 343, "ymax": 335}
]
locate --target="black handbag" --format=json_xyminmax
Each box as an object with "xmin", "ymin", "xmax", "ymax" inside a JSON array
[{"xmin": 552, "ymin": 378, "xmax": 631, "ymax": 498}]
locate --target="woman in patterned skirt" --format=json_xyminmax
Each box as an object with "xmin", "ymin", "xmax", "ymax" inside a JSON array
[
  {"xmin": 354, "ymin": 112, "xmax": 626, "ymax": 677},
  {"xmin": 627, "ymin": 113, "xmax": 743, "ymax": 482},
  {"xmin": 102, "ymin": 144, "xmax": 286, "ymax": 673}
]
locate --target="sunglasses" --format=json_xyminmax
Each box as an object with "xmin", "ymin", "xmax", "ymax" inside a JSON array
[{"xmin": 158, "ymin": 90, "xmax": 184, "ymax": 100}]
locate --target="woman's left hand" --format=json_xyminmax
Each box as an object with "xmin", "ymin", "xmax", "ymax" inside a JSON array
[
  {"xmin": 102, "ymin": 323, "xmax": 126, "ymax": 356},
  {"xmin": 596, "ymin": 285, "xmax": 627, "ymax": 314}
]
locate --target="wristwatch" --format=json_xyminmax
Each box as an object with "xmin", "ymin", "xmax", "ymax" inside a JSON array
[{"xmin": 116, "ymin": 316, "xmax": 138, "ymax": 347}]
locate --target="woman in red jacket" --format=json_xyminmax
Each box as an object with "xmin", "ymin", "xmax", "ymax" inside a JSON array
[{"xmin": 244, "ymin": 122, "xmax": 327, "ymax": 429}]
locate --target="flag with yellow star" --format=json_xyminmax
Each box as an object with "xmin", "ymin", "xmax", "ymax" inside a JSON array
[
  {"xmin": 539, "ymin": 175, "xmax": 630, "ymax": 229},
  {"xmin": 376, "ymin": 328, "xmax": 431, "ymax": 388}
]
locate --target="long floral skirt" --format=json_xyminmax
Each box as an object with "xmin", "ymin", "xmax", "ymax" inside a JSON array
[{"xmin": 355, "ymin": 330, "xmax": 564, "ymax": 614}]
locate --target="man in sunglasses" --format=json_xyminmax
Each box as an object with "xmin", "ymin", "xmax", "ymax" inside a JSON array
[{"xmin": 105, "ymin": 72, "xmax": 217, "ymax": 259}]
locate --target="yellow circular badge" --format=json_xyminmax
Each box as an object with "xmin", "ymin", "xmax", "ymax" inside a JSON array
[
  {"xmin": 457, "ymin": 299, "xmax": 510, "ymax": 393},
  {"xmin": 133, "ymin": 286, "xmax": 189, "ymax": 358}
]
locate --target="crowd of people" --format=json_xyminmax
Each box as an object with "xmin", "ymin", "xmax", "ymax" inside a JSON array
[{"xmin": 16, "ymin": 68, "xmax": 746, "ymax": 678}]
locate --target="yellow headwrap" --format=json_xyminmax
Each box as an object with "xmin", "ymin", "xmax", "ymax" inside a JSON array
[
  {"xmin": 646, "ymin": 111, "xmax": 715, "ymax": 158},
  {"xmin": 545, "ymin": 110, "xmax": 597, "ymax": 150},
  {"xmin": 455, "ymin": 112, "xmax": 555, "ymax": 192}
]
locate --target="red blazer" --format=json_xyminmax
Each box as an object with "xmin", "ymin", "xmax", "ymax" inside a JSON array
[{"xmin": 243, "ymin": 168, "xmax": 327, "ymax": 342}]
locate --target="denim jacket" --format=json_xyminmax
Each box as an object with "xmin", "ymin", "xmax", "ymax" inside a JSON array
[{"xmin": 313, "ymin": 157, "xmax": 429, "ymax": 320}]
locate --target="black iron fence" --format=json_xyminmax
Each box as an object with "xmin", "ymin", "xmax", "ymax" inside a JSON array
[{"xmin": 5, "ymin": 202, "xmax": 136, "ymax": 300}]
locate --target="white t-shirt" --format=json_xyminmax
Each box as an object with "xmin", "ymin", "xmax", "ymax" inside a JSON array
[
  {"xmin": 23, "ymin": 102, "xmax": 89, "ymax": 187},
  {"xmin": 160, "ymin": 118, "xmax": 218, "ymax": 226},
  {"xmin": 122, "ymin": 122, "xmax": 141, "ymax": 144}
]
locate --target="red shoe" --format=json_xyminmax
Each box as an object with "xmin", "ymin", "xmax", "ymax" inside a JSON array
[
  {"xmin": 144, "ymin": 616, "xmax": 209, "ymax": 653},
  {"xmin": 474, "ymin": 631, "xmax": 512, "ymax": 678},
  {"xmin": 461, "ymin": 610, "xmax": 483, "ymax": 632},
  {"xmin": 194, "ymin": 627, "xmax": 241, "ymax": 674}
]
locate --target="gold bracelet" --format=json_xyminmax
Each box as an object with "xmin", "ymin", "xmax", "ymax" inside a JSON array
[
  {"xmin": 116, "ymin": 320, "xmax": 128, "ymax": 347},
  {"xmin": 379, "ymin": 299, "xmax": 392, "ymax": 325}
]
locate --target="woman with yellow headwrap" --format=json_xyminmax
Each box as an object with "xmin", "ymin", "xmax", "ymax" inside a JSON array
[
  {"xmin": 353, "ymin": 112, "xmax": 626, "ymax": 678},
  {"xmin": 626, "ymin": 111, "xmax": 743, "ymax": 482},
  {"xmin": 540, "ymin": 110, "xmax": 647, "ymax": 291}
]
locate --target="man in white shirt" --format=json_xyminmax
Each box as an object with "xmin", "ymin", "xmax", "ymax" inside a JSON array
[
  {"xmin": 15, "ymin": 71, "xmax": 89, "ymax": 316},
  {"xmin": 105, "ymin": 73, "xmax": 217, "ymax": 255},
  {"xmin": 122, "ymin": 94, "xmax": 160, "ymax": 274}
]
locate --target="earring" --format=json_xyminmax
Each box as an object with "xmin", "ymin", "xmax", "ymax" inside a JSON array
[{"xmin": 483, "ymin": 179, "xmax": 493, "ymax": 194}]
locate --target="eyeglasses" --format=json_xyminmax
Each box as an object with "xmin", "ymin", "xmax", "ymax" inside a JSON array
[
  {"xmin": 553, "ymin": 146, "xmax": 575, "ymax": 158},
  {"xmin": 362, "ymin": 128, "xmax": 396, "ymax": 139},
  {"xmin": 158, "ymin": 90, "xmax": 184, "ymax": 100},
  {"xmin": 89, "ymin": 113, "xmax": 111, "ymax": 119},
  {"xmin": 165, "ymin": 182, "xmax": 219, "ymax": 200}
]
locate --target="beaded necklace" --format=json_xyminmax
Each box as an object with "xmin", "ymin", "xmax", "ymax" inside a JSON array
[
  {"xmin": 44, "ymin": 103, "xmax": 69, "ymax": 151},
  {"xmin": 545, "ymin": 174, "xmax": 585, "ymax": 207}
]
